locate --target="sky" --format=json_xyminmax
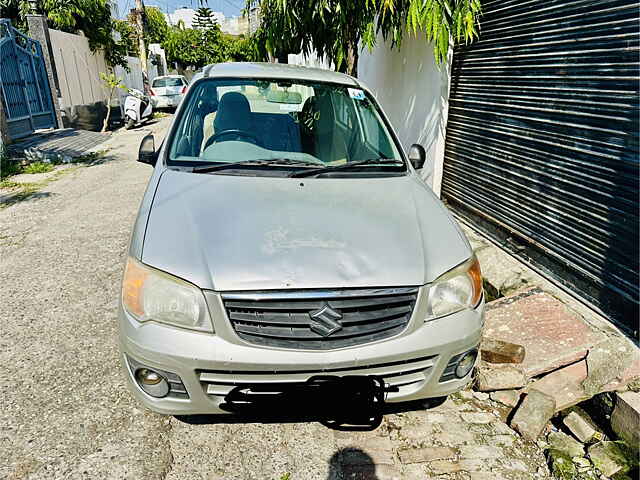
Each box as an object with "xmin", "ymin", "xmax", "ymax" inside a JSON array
[{"xmin": 115, "ymin": 0, "xmax": 244, "ymax": 19}]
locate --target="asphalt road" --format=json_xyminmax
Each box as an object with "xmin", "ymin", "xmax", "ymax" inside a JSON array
[{"xmin": 1, "ymin": 117, "xmax": 549, "ymax": 480}]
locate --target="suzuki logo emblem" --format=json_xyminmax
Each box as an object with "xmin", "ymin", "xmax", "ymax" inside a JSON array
[{"xmin": 309, "ymin": 303, "xmax": 343, "ymax": 337}]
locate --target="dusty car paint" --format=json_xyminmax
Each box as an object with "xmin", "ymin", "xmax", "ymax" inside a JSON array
[{"xmin": 120, "ymin": 62, "xmax": 483, "ymax": 415}]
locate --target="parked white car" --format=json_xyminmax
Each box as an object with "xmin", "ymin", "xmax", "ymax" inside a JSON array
[{"xmin": 150, "ymin": 75, "xmax": 188, "ymax": 110}]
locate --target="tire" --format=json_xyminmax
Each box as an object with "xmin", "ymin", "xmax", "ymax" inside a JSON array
[{"xmin": 125, "ymin": 117, "xmax": 136, "ymax": 130}]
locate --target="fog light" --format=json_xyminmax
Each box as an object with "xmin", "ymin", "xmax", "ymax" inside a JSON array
[
  {"xmin": 455, "ymin": 350, "xmax": 477, "ymax": 378},
  {"xmin": 135, "ymin": 368, "xmax": 169, "ymax": 398}
]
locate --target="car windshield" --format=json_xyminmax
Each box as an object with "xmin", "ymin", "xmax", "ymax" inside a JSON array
[
  {"xmin": 153, "ymin": 77, "xmax": 184, "ymax": 87},
  {"xmin": 168, "ymin": 78, "xmax": 403, "ymax": 173}
]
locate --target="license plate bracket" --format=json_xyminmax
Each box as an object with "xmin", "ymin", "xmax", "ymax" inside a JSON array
[{"xmin": 221, "ymin": 375, "xmax": 394, "ymax": 430}]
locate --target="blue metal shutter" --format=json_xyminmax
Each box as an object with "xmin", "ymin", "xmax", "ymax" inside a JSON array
[{"xmin": 442, "ymin": 0, "xmax": 639, "ymax": 333}]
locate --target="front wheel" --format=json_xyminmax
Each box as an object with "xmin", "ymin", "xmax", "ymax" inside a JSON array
[{"xmin": 125, "ymin": 117, "xmax": 136, "ymax": 130}]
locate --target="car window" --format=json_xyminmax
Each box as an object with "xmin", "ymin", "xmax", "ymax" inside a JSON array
[
  {"xmin": 168, "ymin": 78, "xmax": 402, "ymax": 170},
  {"xmin": 153, "ymin": 77, "xmax": 184, "ymax": 88}
]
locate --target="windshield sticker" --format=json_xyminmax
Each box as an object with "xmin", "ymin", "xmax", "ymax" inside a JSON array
[
  {"xmin": 348, "ymin": 88, "xmax": 366, "ymax": 100},
  {"xmin": 279, "ymin": 103, "xmax": 301, "ymax": 112}
]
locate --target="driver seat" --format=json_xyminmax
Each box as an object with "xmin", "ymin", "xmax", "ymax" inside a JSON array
[{"xmin": 214, "ymin": 92, "xmax": 252, "ymax": 135}]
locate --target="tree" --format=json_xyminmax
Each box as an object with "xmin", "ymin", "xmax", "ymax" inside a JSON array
[
  {"xmin": 0, "ymin": 0, "xmax": 129, "ymax": 67},
  {"xmin": 143, "ymin": 6, "xmax": 169, "ymax": 44},
  {"xmin": 223, "ymin": 34, "xmax": 262, "ymax": 62},
  {"xmin": 254, "ymin": 0, "xmax": 482, "ymax": 77},
  {"xmin": 193, "ymin": 7, "xmax": 217, "ymax": 31},
  {"xmin": 114, "ymin": 18, "xmax": 138, "ymax": 56},
  {"xmin": 99, "ymin": 71, "xmax": 126, "ymax": 132},
  {"xmin": 162, "ymin": 24, "xmax": 227, "ymax": 72}
]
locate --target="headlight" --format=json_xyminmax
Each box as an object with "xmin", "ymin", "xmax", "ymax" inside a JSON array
[
  {"xmin": 426, "ymin": 255, "xmax": 483, "ymax": 320},
  {"xmin": 122, "ymin": 257, "xmax": 213, "ymax": 332}
]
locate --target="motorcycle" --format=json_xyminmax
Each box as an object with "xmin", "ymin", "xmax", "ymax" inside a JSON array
[{"xmin": 124, "ymin": 88, "xmax": 153, "ymax": 129}]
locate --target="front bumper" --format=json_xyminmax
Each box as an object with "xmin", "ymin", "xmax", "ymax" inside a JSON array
[{"xmin": 119, "ymin": 289, "xmax": 483, "ymax": 415}]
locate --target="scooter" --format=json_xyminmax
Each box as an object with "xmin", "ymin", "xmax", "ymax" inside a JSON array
[{"xmin": 124, "ymin": 88, "xmax": 153, "ymax": 129}]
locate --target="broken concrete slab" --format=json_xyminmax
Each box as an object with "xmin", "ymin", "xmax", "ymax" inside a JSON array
[
  {"xmin": 510, "ymin": 390, "xmax": 556, "ymax": 440},
  {"xmin": 611, "ymin": 391, "xmax": 640, "ymax": 451},
  {"xmin": 603, "ymin": 355, "xmax": 640, "ymax": 392},
  {"xmin": 563, "ymin": 410, "xmax": 604, "ymax": 444},
  {"xmin": 582, "ymin": 337, "xmax": 639, "ymax": 397},
  {"xmin": 588, "ymin": 441, "xmax": 632, "ymax": 477},
  {"xmin": 476, "ymin": 363, "xmax": 526, "ymax": 392},
  {"xmin": 483, "ymin": 288, "xmax": 601, "ymax": 378},
  {"xmin": 529, "ymin": 360, "xmax": 590, "ymax": 412},
  {"xmin": 547, "ymin": 431, "xmax": 585, "ymax": 458},
  {"xmin": 480, "ymin": 337, "xmax": 525, "ymax": 364},
  {"xmin": 490, "ymin": 389, "xmax": 522, "ymax": 408}
]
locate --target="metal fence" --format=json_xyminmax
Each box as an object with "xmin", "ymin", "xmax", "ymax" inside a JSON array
[{"xmin": 0, "ymin": 19, "xmax": 55, "ymax": 139}]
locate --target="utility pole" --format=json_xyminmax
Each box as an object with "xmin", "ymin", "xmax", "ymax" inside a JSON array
[{"xmin": 133, "ymin": 0, "xmax": 148, "ymax": 90}]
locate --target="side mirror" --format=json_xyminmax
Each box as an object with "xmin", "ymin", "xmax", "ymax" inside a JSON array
[
  {"xmin": 408, "ymin": 144, "xmax": 426, "ymax": 170},
  {"xmin": 138, "ymin": 134, "xmax": 157, "ymax": 166}
]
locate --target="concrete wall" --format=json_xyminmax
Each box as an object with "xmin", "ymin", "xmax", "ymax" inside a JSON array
[
  {"xmin": 49, "ymin": 28, "xmax": 159, "ymax": 129},
  {"xmin": 49, "ymin": 28, "xmax": 109, "ymax": 111},
  {"xmin": 358, "ymin": 33, "xmax": 451, "ymax": 196}
]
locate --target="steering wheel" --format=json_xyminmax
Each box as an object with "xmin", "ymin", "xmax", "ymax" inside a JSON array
[{"xmin": 203, "ymin": 129, "xmax": 261, "ymax": 151}]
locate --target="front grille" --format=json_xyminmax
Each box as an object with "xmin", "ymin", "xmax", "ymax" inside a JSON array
[
  {"xmin": 198, "ymin": 355, "xmax": 437, "ymax": 400},
  {"xmin": 222, "ymin": 287, "xmax": 419, "ymax": 350}
]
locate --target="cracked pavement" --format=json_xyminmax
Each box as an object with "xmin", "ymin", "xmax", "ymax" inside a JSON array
[{"xmin": 1, "ymin": 117, "xmax": 551, "ymax": 480}]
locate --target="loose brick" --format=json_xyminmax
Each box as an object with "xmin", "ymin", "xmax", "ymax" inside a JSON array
[
  {"xmin": 481, "ymin": 337, "xmax": 526, "ymax": 364},
  {"xmin": 510, "ymin": 390, "xmax": 556, "ymax": 440},
  {"xmin": 563, "ymin": 410, "xmax": 603, "ymax": 443}
]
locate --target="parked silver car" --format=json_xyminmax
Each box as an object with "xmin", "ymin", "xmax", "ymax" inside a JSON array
[
  {"xmin": 120, "ymin": 62, "xmax": 484, "ymax": 415},
  {"xmin": 150, "ymin": 75, "xmax": 188, "ymax": 109}
]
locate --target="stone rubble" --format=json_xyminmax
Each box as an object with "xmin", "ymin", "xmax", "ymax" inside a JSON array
[
  {"xmin": 490, "ymin": 389, "xmax": 522, "ymax": 408},
  {"xmin": 563, "ymin": 409, "xmax": 604, "ymax": 444},
  {"xmin": 483, "ymin": 288, "xmax": 601, "ymax": 377},
  {"xmin": 476, "ymin": 363, "xmax": 527, "ymax": 391},
  {"xmin": 529, "ymin": 360, "xmax": 591, "ymax": 411},
  {"xmin": 547, "ymin": 431, "xmax": 585, "ymax": 458},
  {"xmin": 468, "ymin": 287, "xmax": 640, "ymax": 480},
  {"xmin": 511, "ymin": 390, "xmax": 556, "ymax": 441},
  {"xmin": 611, "ymin": 391, "xmax": 640, "ymax": 450},
  {"xmin": 587, "ymin": 441, "xmax": 633, "ymax": 477}
]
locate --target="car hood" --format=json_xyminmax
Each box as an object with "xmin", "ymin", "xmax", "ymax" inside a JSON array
[{"xmin": 141, "ymin": 170, "xmax": 471, "ymax": 291}]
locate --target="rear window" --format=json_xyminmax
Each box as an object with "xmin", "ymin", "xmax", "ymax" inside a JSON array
[{"xmin": 152, "ymin": 77, "xmax": 184, "ymax": 87}]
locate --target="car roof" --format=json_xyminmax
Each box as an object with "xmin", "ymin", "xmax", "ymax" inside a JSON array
[
  {"xmin": 153, "ymin": 75, "xmax": 185, "ymax": 79},
  {"xmin": 202, "ymin": 62, "xmax": 359, "ymax": 87}
]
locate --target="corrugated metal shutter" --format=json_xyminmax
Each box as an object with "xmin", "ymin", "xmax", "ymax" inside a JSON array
[{"xmin": 442, "ymin": 0, "xmax": 639, "ymax": 333}]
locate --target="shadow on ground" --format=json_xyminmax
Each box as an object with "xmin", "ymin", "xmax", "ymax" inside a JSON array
[{"xmin": 327, "ymin": 448, "xmax": 378, "ymax": 480}]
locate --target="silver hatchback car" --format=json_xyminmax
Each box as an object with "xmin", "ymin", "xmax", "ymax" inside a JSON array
[{"xmin": 120, "ymin": 62, "xmax": 484, "ymax": 415}]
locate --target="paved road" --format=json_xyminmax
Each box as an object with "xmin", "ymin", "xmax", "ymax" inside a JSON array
[{"xmin": 1, "ymin": 118, "xmax": 550, "ymax": 480}]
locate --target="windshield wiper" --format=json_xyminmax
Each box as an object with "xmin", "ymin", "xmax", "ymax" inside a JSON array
[
  {"xmin": 192, "ymin": 158, "xmax": 322, "ymax": 173},
  {"xmin": 289, "ymin": 158, "xmax": 405, "ymax": 178}
]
